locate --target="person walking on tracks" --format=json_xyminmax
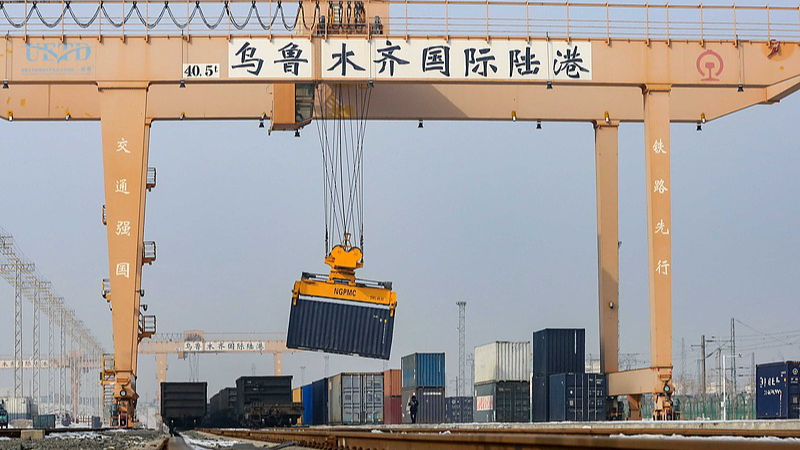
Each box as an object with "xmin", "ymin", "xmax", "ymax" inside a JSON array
[{"xmin": 408, "ymin": 394, "xmax": 419, "ymax": 424}]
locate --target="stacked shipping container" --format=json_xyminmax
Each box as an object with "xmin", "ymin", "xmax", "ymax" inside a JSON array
[
  {"xmin": 547, "ymin": 373, "xmax": 607, "ymax": 421},
  {"xmin": 384, "ymin": 369, "xmax": 402, "ymax": 424},
  {"xmin": 533, "ymin": 329, "xmax": 609, "ymax": 422},
  {"xmin": 445, "ymin": 397, "xmax": 473, "ymax": 423},
  {"xmin": 328, "ymin": 373, "xmax": 384, "ymax": 424},
  {"xmin": 473, "ymin": 341, "xmax": 531, "ymax": 423},
  {"xmin": 401, "ymin": 353, "xmax": 446, "ymax": 424}
]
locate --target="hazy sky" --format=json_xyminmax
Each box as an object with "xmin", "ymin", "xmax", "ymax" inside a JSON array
[{"xmin": 3, "ymin": 0, "xmax": 800, "ymax": 405}]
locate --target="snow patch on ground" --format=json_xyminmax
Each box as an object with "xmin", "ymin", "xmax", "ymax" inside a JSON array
[
  {"xmin": 183, "ymin": 436, "xmax": 242, "ymax": 449},
  {"xmin": 613, "ymin": 434, "xmax": 800, "ymax": 442},
  {"xmin": 46, "ymin": 431, "xmax": 109, "ymax": 440}
]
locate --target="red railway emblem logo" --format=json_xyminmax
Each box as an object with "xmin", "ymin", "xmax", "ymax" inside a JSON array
[{"xmin": 697, "ymin": 49, "xmax": 724, "ymax": 81}]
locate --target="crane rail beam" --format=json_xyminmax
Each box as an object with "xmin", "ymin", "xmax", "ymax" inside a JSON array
[
  {"xmin": 201, "ymin": 427, "xmax": 800, "ymax": 450},
  {"xmin": 1, "ymin": 0, "xmax": 800, "ymax": 42}
]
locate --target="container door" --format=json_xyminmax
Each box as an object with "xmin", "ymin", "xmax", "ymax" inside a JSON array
[
  {"xmin": 342, "ymin": 375, "xmax": 360, "ymax": 424},
  {"xmin": 362, "ymin": 374, "xmax": 382, "ymax": 424}
]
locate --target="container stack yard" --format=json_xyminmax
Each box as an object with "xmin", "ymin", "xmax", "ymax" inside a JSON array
[
  {"xmin": 532, "ymin": 329, "xmax": 587, "ymax": 422},
  {"xmin": 383, "ymin": 369, "xmax": 402, "ymax": 424},
  {"xmin": 401, "ymin": 353, "xmax": 447, "ymax": 424},
  {"xmin": 473, "ymin": 341, "xmax": 531, "ymax": 423}
]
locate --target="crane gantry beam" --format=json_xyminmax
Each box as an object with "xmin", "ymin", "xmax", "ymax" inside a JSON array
[{"xmin": 2, "ymin": 0, "xmax": 800, "ymax": 423}]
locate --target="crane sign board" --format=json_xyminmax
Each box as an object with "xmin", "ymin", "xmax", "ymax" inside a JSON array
[
  {"xmin": 228, "ymin": 38, "xmax": 591, "ymax": 81},
  {"xmin": 182, "ymin": 340, "xmax": 276, "ymax": 353}
]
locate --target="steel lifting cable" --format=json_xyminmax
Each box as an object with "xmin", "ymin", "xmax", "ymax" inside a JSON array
[
  {"xmin": 0, "ymin": 0, "xmax": 317, "ymax": 32},
  {"xmin": 315, "ymin": 83, "xmax": 371, "ymax": 256}
]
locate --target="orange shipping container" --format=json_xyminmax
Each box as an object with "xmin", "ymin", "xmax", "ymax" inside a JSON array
[{"xmin": 384, "ymin": 369, "xmax": 402, "ymax": 397}]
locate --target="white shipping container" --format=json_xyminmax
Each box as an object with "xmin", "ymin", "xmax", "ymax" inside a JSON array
[
  {"xmin": 0, "ymin": 397, "xmax": 32, "ymax": 421},
  {"xmin": 474, "ymin": 341, "xmax": 531, "ymax": 384}
]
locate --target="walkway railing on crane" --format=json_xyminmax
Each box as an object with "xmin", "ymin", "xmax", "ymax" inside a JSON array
[{"xmin": 0, "ymin": 1, "xmax": 799, "ymax": 42}]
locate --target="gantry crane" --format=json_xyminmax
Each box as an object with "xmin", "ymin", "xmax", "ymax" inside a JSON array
[
  {"xmin": 0, "ymin": 355, "xmax": 101, "ymax": 418},
  {"xmin": 2, "ymin": 0, "xmax": 800, "ymax": 423},
  {"xmin": 137, "ymin": 330, "xmax": 293, "ymax": 426}
]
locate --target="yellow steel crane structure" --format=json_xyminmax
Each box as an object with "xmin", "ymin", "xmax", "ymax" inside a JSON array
[{"xmin": 3, "ymin": 0, "xmax": 800, "ymax": 424}]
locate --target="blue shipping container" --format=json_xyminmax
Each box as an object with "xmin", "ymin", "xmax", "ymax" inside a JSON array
[
  {"xmin": 533, "ymin": 328, "xmax": 585, "ymax": 377},
  {"xmin": 302, "ymin": 384, "xmax": 314, "ymax": 425},
  {"xmin": 402, "ymin": 353, "xmax": 446, "ymax": 388},
  {"xmin": 548, "ymin": 373, "xmax": 607, "ymax": 422},
  {"xmin": 756, "ymin": 361, "xmax": 800, "ymax": 419},
  {"xmin": 312, "ymin": 378, "xmax": 329, "ymax": 425}
]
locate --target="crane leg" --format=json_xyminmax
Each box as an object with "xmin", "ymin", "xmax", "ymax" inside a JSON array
[
  {"xmin": 100, "ymin": 85, "xmax": 151, "ymax": 428},
  {"xmin": 273, "ymin": 353, "xmax": 283, "ymax": 375},
  {"xmin": 643, "ymin": 85, "xmax": 674, "ymax": 419},
  {"xmin": 594, "ymin": 120, "xmax": 620, "ymax": 376},
  {"xmin": 628, "ymin": 394, "xmax": 642, "ymax": 420}
]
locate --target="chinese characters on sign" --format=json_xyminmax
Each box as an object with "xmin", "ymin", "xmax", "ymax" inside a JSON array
[
  {"xmin": 652, "ymin": 139, "xmax": 667, "ymax": 154},
  {"xmin": 110, "ymin": 134, "xmax": 135, "ymax": 281},
  {"xmin": 115, "ymin": 220, "xmax": 131, "ymax": 236},
  {"xmin": 651, "ymin": 138, "xmax": 670, "ymax": 277},
  {"xmin": 182, "ymin": 341, "xmax": 271, "ymax": 352},
  {"xmin": 229, "ymin": 39, "xmax": 313, "ymax": 78},
  {"xmin": 116, "ymin": 138, "xmax": 130, "ymax": 154},
  {"xmin": 116, "ymin": 262, "xmax": 130, "ymax": 278},
  {"xmin": 227, "ymin": 39, "xmax": 592, "ymax": 81},
  {"xmin": 115, "ymin": 179, "xmax": 129, "ymax": 195}
]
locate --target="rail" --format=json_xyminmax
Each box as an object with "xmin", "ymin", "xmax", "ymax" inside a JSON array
[
  {"xmin": 0, "ymin": 1, "xmax": 799, "ymax": 42},
  {"xmin": 201, "ymin": 425, "xmax": 800, "ymax": 450}
]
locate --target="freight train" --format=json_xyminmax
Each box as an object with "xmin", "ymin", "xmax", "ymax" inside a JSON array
[
  {"xmin": 161, "ymin": 382, "xmax": 208, "ymax": 434},
  {"xmin": 205, "ymin": 376, "xmax": 303, "ymax": 428}
]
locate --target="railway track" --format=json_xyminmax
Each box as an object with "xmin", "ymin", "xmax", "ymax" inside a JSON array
[{"xmin": 201, "ymin": 424, "xmax": 800, "ymax": 450}]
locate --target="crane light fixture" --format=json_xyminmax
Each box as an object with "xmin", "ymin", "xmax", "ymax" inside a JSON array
[
  {"xmin": 2, "ymin": 80, "xmax": 7, "ymax": 89},
  {"xmin": 536, "ymin": 120, "xmax": 542, "ymax": 130}
]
